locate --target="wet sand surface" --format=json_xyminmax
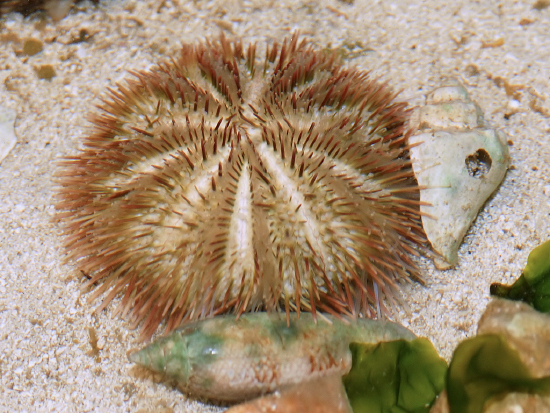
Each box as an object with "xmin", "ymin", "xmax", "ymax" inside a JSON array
[{"xmin": 1, "ymin": 0, "xmax": 549, "ymax": 411}]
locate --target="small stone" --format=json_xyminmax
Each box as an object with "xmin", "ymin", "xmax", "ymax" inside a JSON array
[
  {"xmin": 477, "ymin": 298, "xmax": 550, "ymax": 376},
  {"xmin": 533, "ymin": 0, "xmax": 550, "ymax": 11},
  {"xmin": 23, "ymin": 38, "xmax": 43, "ymax": 56},
  {"xmin": 36, "ymin": 65, "xmax": 56, "ymax": 80}
]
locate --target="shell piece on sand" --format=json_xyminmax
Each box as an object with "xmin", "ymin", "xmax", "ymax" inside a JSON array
[
  {"xmin": 0, "ymin": 106, "xmax": 17, "ymax": 165},
  {"xmin": 410, "ymin": 79, "xmax": 510, "ymax": 269},
  {"xmin": 0, "ymin": 0, "xmax": 75, "ymax": 21},
  {"xmin": 224, "ymin": 375, "xmax": 353, "ymax": 413}
]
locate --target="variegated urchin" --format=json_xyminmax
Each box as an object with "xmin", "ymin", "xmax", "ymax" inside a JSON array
[{"xmin": 56, "ymin": 34, "xmax": 427, "ymax": 340}]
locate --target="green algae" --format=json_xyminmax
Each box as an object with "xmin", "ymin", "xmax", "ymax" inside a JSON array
[
  {"xmin": 342, "ymin": 338, "xmax": 447, "ymax": 413},
  {"xmin": 490, "ymin": 239, "xmax": 550, "ymax": 312}
]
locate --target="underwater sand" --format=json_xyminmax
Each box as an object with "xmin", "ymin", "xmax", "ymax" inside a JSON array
[{"xmin": 0, "ymin": 0, "xmax": 549, "ymax": 411}]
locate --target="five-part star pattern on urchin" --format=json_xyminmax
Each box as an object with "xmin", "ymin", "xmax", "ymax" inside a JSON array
[{"xmin": 56, "ymin": 34, "xmax": 427, "ymax": 339}]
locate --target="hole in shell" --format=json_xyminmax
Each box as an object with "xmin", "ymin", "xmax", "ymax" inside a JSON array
[{"xmin": 465, "ymin": 149, "xmax": 492, "ymax": 178}]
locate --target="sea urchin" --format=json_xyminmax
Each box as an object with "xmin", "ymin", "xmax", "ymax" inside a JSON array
[{"xmin": 56, "ymin": 34, "xmax": 427, "ymax": 339}]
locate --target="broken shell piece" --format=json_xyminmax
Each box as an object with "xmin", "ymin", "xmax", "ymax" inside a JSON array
[
  {"xmin": 0, "ymin": 106, "xmax": 17, "ymax": 165},
  {"xmin": 410, "ymin": 79, "xmax": 510, "ymax": 269},
  {"xmin": 0, "ymin": 0, "xmax": 75, "ymax": 21},
  {"xmin": 43, "ymin": 0, "xmax": 75, "ymax": 21},
  {"xmin": 225, "ymin": 375, "xmax": 353, "ymax": 413}
]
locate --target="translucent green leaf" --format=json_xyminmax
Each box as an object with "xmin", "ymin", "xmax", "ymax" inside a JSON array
[
  {"xmin": 490, "ymin": 239, "xmax": 550, "ymax": 312},
  {"xmin": 342, "ymin": 338, "xmax": 447, "ymax": 413},
  {"xmin": 447, "ymin": 334, "xmax": 550, "ymax": 413}
]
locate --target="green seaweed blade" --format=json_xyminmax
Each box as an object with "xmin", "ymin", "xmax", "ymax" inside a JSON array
[
  {"xmin": 490, "ymin": 239, "xmax": 550, "ymax": 312},
  {"xmin": 342, "ymin": 338, "xmax": 447, "ymax": 413},
  {"xmin": 447, "ymin": 334, "xmax": 550, "ymax": 413}
]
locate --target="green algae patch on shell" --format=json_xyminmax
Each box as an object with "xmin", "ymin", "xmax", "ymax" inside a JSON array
[
  {"xmin": 490, "ymin": 239, "xmax": 550, "ymax": 312},
  {"xmin": 446, "ymin": 334, "xmax": 550, "ymax": 413},
  {"xmin": 128, "ymin": 312, "xmax": 416, "ymax": 402},
  {"xmin": 342, "ymin": 338, "xmax": 447, "ymax": 413}
]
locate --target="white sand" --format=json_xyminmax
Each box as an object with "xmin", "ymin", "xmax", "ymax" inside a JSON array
[{"xmin": 0, "ymin": 0, "xmax": 549, "ymax": 411}]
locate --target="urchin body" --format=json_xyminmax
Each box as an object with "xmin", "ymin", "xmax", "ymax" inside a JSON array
[{"xmin": 56, "ymin": 34, "xmax": 426, "ymax": 339}]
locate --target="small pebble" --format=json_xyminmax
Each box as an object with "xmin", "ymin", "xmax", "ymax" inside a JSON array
[
  {"xmin": 36, "ymin": 65, "xmax": 56, "ymax": 80},
  {"xmin": 23, "ymin": 39, "xmax": 43, "ymax": 56}
]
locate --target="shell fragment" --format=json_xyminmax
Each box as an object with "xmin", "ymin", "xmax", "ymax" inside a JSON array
[
  {"xmin": 0, "ymin": 106, "xmax": 16, "ymax": 165},
  {"xmin": 410, "ymin": 79, "xmax": 510, "ymax": 269}
]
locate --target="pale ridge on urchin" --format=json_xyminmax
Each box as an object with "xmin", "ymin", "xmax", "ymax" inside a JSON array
[{"xmin": 55, "ymin": 34, "xmax": 427, "ymax": 339}]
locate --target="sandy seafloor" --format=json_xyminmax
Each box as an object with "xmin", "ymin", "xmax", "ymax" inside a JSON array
[{"xmin": 0, "ymin": 0, "xmax": 549, "ymax": 411}]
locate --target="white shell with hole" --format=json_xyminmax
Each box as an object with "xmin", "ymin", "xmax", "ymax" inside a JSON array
[{"xmin": 409, "ymin": 79, "xmax": 510, "ymax": 269}]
